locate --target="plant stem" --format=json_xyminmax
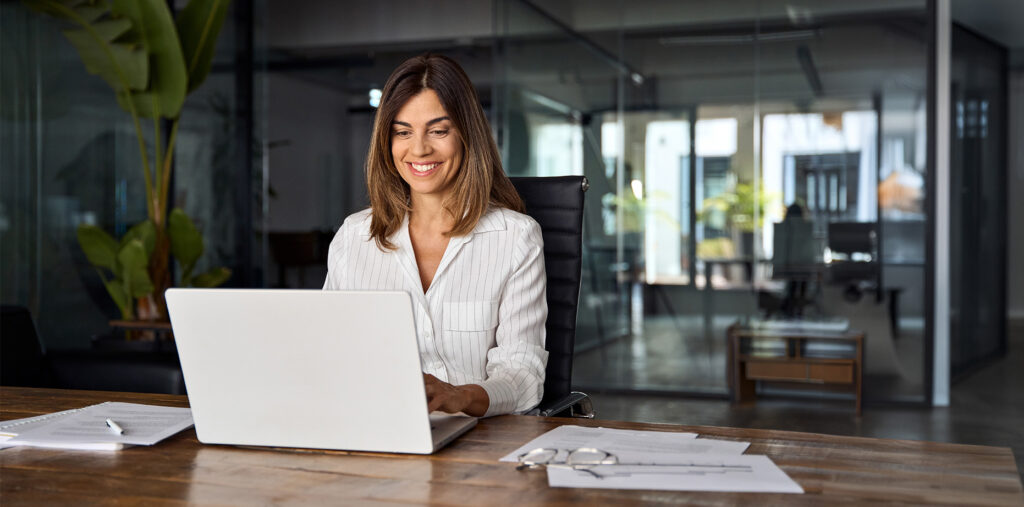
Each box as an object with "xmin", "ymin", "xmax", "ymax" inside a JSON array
[
  {"xmin": 126, "ymin": 92, "xmax": 155, "ymax": 221},
  {"xmin": 154, "ymin": 117, "xmax": 163, "ymax": 215},
  {"xmin": 159, "ymin": 119, "xmax": 180, "ymax": 219}
]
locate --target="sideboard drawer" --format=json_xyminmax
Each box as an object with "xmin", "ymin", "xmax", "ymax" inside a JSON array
[
  {"xmin": 745, "ymin": 361, "xmax": 806, "ymax": 381},
  {"xmin": 809, "ymin": 364, "xmax": 854, "ymax": 384}
]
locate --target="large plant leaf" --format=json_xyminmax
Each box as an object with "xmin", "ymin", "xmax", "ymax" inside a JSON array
[
  {"xmin": 111, "ymin": 0, "xmax": 187, "ymax": 118},
  {"xmin": 23, "ymin": 0, "xmax": 149, "ymax": 93},
  {"xmin": 99, "ymin": 272, "xmax": 134, "ymax": 319},
  {"xmin": 72, "ymin": 4, "xmax": 108, "ymax": 23},
  {"xmin": 63, "ymin": 0, "xmax": 110, "ymax": 23},
  {"xmin": 168, "ymin": 208, "xmax": 203, "ymax": 283},
  {"xmin": 176, "ymin": 0, "xmax": 231, "ymax": 93},
  {"xmin": 22, "ymin": 0, "xmax": 102, "ymax": 22},
  {"xmin": 77, "ymin": 224, "xmax": 119, "ymax": 272},
  {"xmin": 115, "ymin": 92, "xmax": 159, "ymax": 120},
  {"xmin": 60, "ymin": 31, "xmax": 148, "ymax": 91},
  {"xmin": 192, "ymin": 267, "xmax": 231, "ymax": 288},
  {"xmin": 117, "ymin": 239, "xmax": 155, "ymax": 298},
  {"xmin": 71, "ymin": 17, "xmax": 132, "ymax": 41},
  {"xmin": 120, "ymin": 220, "xmax": 157, "ymax": 258}
]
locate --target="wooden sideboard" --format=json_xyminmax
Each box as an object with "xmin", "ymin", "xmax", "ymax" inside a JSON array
[{"xmin": 729, "ymin": 325, "xmax": 865, "ymax": 414}]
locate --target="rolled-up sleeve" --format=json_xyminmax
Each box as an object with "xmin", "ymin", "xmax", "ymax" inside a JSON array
[{"xmin": 479, "ymin": 220, "xmax": 548, "ymax": 416}]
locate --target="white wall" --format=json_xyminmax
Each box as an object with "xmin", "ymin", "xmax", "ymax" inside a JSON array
[{"xmin": 1009, "ymin": 69, "xmax": 1024, "ymax": 321}]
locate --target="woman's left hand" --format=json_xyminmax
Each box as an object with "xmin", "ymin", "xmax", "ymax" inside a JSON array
[{"xmin": 423, "ymin": 374, "xmax": 489, "ymax": 416}]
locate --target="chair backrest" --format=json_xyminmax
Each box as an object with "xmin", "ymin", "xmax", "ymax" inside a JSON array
[
  {"xmin": 1, "ymin": 305, "xmax": 50, "ymax": 387},
  {"xmin": 509, "ymin": 176, "xmax": 587, "ymax": 406}
]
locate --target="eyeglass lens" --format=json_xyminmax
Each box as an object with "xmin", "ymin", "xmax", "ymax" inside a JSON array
[
  {"xmin": 517, "ymin": 447, "xmax": 617, "ymax": 471},
  {"xmin": 566, "ymin": 448, "xmax": 613, "ymax": 466},
  {"xmin": 519, "ymin": 448, "xmax": 558, "ymax": 466}
]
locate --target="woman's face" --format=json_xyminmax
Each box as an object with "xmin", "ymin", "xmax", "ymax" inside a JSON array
[{"xmin": 391, "ymin": 89, "xmax": 462, "ymax": 203}]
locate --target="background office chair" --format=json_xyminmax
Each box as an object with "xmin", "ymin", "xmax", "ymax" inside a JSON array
[
  {"xmin": 509, "ymin": 176, "xmax": 593, "ymax": 418},
  {"xmin": 1, "ymin": 305, "xmax": 51, "ymax": 387},
  {"xmin": 1, "ymin": 305, "xmax": 186, "ymax": 394}
]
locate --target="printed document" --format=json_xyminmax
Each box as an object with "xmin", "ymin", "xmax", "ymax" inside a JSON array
[
  {"xmin": 1, "ymin": 402, "xmax": 192, "ymax": 449},
  {"xmin": 546, "ymin": 454, "xmax": 804, "ymax": 493},
  {"xmin": 500, "ymin": 425, "xmax": 749, "ymax": 463},
  {"xmin": 502, "ymin": 425, "xmax": 802, "ymax": 494},
  {"xmin": 0, "ymin": 408, "xmax": 87, "ymax": 450}
]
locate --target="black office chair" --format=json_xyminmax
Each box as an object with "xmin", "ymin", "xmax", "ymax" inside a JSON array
[
  {"xmin": 509, "ymin": 176, "xmax": 593, "ymax": 418},
  {"xmin": 1, "ymin": 305, "xmax": 52, "ymax": 387}
]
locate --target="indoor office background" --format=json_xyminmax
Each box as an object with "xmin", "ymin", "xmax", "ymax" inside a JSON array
[{"xmin": 2, "ymin": 0, "xmax": 1022, "ymax": 468}]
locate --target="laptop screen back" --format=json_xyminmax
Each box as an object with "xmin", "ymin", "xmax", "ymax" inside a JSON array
[{"xmin": 166, "ymin": 289, "xmax": 435, "ymax": 454}]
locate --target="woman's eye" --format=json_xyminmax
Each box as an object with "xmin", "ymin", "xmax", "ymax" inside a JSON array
[
  {"xmin": 429, "ymin": 129, "xmax": 449, "ymax": 137},
  {"xmin": 394, "ymin": 130, "xmax": 412, "ymax": 138}
]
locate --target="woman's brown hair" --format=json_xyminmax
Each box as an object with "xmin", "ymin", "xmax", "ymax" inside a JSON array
[{"xmin": 365, "ymin": 53, "xmax": 525, "ymax": 250}]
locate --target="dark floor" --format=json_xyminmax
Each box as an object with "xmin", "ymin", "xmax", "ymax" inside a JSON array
[
  {"xmin": 574, "ymin": 310, "xmax": 927, "ymax": 400},
  {"xmin": 586, "ymin": 320, "xmax": 1024, "ymax": 480}
]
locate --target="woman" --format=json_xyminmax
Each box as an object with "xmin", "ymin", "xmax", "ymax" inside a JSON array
[{"xmin": 323, "ymin": 54, "xmax": 548, "ymax": 417}]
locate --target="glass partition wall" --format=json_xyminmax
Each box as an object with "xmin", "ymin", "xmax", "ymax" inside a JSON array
[
  {"xmin": 949, "ymin": 24, "xmax": 1008, "ymax": 379},
  {"xmin": 7, "ymin": 0, "xmax": 1006, "ymax": 406},
  {"xmin": 495, "ymin": 0, "xmax": 934, "ymax": 403},
  {"xmin": 0, "ymin": 2, "xmax": 267, "ymax": 349}
]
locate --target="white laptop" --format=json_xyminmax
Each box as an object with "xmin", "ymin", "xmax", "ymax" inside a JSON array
[{"xmin": 165, "ymin": 288, "xmax": 477, "ymax": 454}]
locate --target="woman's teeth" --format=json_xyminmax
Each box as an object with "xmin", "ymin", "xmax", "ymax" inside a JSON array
[{"xmin": 411, "ymin": 162, "xmax": 439, "ymax": 173}]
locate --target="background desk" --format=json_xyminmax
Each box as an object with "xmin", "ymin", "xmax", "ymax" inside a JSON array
[
  {"xmin": 1, "ymin": 387, "xmax": 1020, "ymax": 505},
  {"xmin": 729, "ymin": 326, "xmax": 865, "ymax": 415}
]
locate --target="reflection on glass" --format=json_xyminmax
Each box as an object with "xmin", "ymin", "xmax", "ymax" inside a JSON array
[
  {"xmin": 949, "ymin": 25, "xmax": 1007, "ymax": 378},
  {"xmin": 879, "ymin": 139, "xmax": 924, "ymax": 219},
  {"xmin": 1, "ymin": 1, "xmax": 263, "ymax": 348},
  {"xmin": 493, "ymin": 1, "xmax": 933, "ymax": 402},
  {"xmin": 644, "ymin": 119, "xmax": 689, "ymax": 285}
]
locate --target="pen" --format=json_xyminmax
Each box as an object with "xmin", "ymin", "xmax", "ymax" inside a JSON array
[{"xmin": 105, "ymin": 418, "xmax": 124, "ymax": 435}]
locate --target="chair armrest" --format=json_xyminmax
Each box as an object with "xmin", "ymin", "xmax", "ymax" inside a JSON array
[{"xmin": 532, "ymin": 391, "xmax": 595, "ymax": 418}]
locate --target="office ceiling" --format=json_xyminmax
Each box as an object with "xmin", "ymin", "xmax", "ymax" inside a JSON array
[
  {"xmin": 267, "ymin": 0, "xmax": 934, "ymax": 114},
  {"xmin": 264, "ymin": 0, "xmax": 1024, "ymax": 111},
  {"xmin": 952, "ymin": 0, "xmax": 1024, "ymax": 49}
]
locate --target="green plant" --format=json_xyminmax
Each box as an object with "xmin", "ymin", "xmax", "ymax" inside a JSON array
[
  {"xmin": 24, "ymin": 0, "xmax": 232, "ymax": 320},
  {"xmin": 601, "ymin": 190, "xmax": 680, "ymax": 233},
  {"xmin": 698, "ymin": 182, "xmax": 780, "ymax": 233},
  {"xmin": 77, "ymin": 211, "xmax": 230, "ymax": 320},
  {"xmin": 696, "ymin": 237, "xmax": 735, "ymax": 259},
  {"xmin": 77, "ymin": 221, "xmax": 156, "ymax": 319}
]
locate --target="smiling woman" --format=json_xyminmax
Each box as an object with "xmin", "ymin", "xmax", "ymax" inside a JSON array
[
  {"xmin": 322, "ymin": 54, "xmax": 549, "ymax": 418},
  {"xmin": 390, "ymin": 90, "xmax": 462, "ymax": 205}
]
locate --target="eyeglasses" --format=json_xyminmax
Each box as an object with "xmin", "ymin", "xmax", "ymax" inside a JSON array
[
  {"xmin": 516, "ymin": 447, "xmax": 618, "ymax": 475},
  {"xmin": 517, "ymin": 447, "xmax": 752, "ymax": 480}
]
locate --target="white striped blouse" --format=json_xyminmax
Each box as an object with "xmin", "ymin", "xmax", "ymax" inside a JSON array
[{"xmin": 323, "ymin": 207, "xmax": 548, "ymax": 416}]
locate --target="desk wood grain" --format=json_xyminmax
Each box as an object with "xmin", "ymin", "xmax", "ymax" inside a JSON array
[{"xmin": 1, "ymin": 387, "xmax": 1020, "ymax": 506}]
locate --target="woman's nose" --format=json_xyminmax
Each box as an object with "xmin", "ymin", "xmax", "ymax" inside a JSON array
[{"xmin": 410, "ymin": 135, "xmax": 432, "ymax": 156}]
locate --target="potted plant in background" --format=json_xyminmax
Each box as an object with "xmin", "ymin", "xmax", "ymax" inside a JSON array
[
  {"xmin": 24, "ymin": 0, "xmax": 233, "ymax": 336},
  {"xmin": 698, "ymin": 181, "xmax": 780, "ymax": 258}
]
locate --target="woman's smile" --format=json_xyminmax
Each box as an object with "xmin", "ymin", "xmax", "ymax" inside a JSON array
[{"xmin": 407, "ymin": 161, "xmax": 442, "ymax": 176}]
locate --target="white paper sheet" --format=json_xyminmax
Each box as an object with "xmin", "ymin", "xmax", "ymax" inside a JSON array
[
  {"xmin": 5, "ymin": 402, "xmax": 192, "ymax": 448},
  {"xmin": 546, "ymin": 454, "xmax": 804, "ymax": 493},
  {"xmin": 500, "ymin": 425, "xmax": 747, "ymax": 463},
  {"xmin": 0, "ymin": 408, "xmax": 87, "ymax": 449},
  {"xmin": 0, "ymin": 407, "xmax": 85, "ymax": 435}
]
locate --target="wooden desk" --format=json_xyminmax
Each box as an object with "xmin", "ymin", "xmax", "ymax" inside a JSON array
[
  {"xmin": 729, "ymin": 325, "xmax": 865, "ymax": 415},
  {"xmin": 1, "ymin": 388, "xmax": 1020, "ymax": 505}
]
